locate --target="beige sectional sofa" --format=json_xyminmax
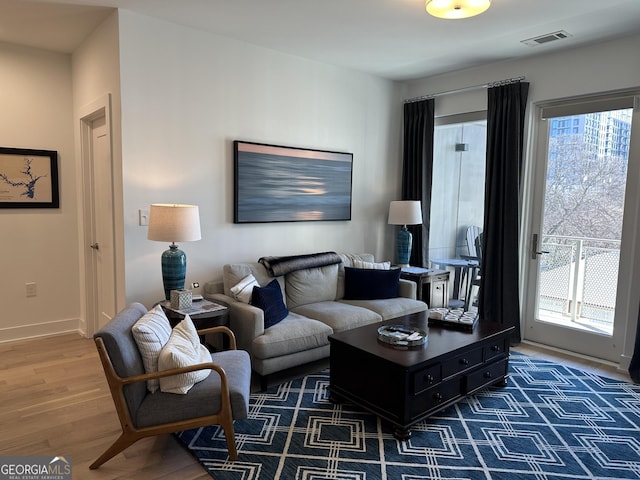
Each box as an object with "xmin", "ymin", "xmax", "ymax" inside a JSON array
[{"xmin": 204, "ymin": 253, "xmax": 427, "ymax": 388}]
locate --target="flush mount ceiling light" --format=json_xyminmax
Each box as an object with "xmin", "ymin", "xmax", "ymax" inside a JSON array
[{"xmin": 426, "ymin": 0, "xmax": 491, "ymax": 19}]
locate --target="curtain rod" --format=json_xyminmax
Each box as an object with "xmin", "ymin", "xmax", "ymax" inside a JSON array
[{"xmin": 404, "ymin": 76, "xmax": 525, "ymax": 104}]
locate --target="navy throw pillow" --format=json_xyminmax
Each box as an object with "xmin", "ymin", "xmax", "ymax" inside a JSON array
[
  {"xmin": 251, "ymin": 280, "xmax": 288, "ymax": 328},
  {"xmin": 343, "ymin": 267, "xmax": 401, "ymax": 300}
]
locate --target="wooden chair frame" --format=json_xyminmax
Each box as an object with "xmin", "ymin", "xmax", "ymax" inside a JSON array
[{"xmin": 91, "ymin": 326, "xmax": 239, "ymax": 469}]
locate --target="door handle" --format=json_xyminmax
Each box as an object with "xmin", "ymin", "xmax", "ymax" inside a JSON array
[
  {"xmin": 90, "ymin": 242, "xmax": 100, "ymax": 250},
  {"xmin": 531, "ymin": 234, "xmax": 549, "ymax": 260}
]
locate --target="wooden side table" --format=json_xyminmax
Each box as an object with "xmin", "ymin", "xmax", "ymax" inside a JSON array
[
  {"xmin": 160, "ymin": 299, "xmax": 230, "ymax": 349},
  {"xmin": 400, "ymin": 267, "xmax": 450, "ymax": 308}
]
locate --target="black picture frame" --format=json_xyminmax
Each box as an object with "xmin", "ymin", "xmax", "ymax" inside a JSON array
[
  {"xmin": 234, "ymin": 141, "xmax": 353, "ymax": 223},
  {"xmin": 0, "ymin": 147, "xmax": 59, "ymax": 208}
]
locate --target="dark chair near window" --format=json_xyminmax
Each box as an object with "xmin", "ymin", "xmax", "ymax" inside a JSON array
[
  {"xmin": 461, "ymin": 226, "xmax": 482, "ymax": 311},
  {"xmin": 90, "ymin": 303, "xmax": 251, "ymax": 469}
]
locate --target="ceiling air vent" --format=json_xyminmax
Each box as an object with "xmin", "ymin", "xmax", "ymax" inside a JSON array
[{"xmin": 521, "ymin": 30, "xmax": 572, "ymax": 47}]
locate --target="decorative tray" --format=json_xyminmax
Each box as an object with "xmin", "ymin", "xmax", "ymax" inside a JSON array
[
  {"xmin": 428, "ymin": 308, "xmax": 478, "ymax": 331},
  {"xmin": 377, "ymin": 325, "xmax": 428, "ymax": 347}
]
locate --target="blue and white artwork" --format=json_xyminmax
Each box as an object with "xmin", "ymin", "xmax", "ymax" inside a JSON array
[
  {"xmin": 234, "ymin": 141, "xmax": 353, "ymax": 223},
  {"xmin": 0, "ymin": 147, "xmax": 58, "ymax": 208}
]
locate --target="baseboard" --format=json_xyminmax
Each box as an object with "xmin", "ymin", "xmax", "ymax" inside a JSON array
[
  {"xmin": 520, "ymin": 339, "xmax": 626, "ymax": 372},
  {"xmin": 619, "ymin": 353, "xmax": 632, "ymax": 371},
  {"xmin": 0, "ymin": 318, "xmax": 82, "ymax": 343}
]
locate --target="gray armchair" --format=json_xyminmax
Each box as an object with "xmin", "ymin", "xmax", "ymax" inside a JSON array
[{"xmin": 90, "ymin": 303, "xmax": 251, "ymax": 469}]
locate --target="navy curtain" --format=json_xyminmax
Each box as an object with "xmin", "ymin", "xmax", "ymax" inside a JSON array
[
  {"xmin": 401, "ymin": 99, "xmax": 435, "ymax": 267},
  {"xmin": 478, "ymin": 82, "xmax": 529, "ymax": 343}
]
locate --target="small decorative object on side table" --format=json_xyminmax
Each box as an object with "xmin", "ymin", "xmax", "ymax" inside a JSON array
[
  {"xmin": 399, "ymin": 267, "xmax": 450, "ymax": 307},
  {"xmin": 160, "ymin": 299, "xmax": 229, "ymax": 349}
]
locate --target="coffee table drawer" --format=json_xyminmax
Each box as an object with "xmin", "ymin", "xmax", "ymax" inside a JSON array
[
  {"xmin": 466, "ymin": 358, "xmax": 508, "ymax": 392},
  {"xmin": 484, "ymin": 339, "xmax": 509, "ymax": 362},
  {"xmin": 412, "ymin": 364, "xmax": 442, "ymax": 394},
  {"xmin": 442, "ymin": 346, "xmax": 483, "ymax": 378},
  {"xmin": 411, "ymin": 378, "xmax": 461, "ymax": 417}
]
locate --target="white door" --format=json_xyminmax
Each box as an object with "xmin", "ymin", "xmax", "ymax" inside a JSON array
[
  {"xmin": 523, "ymin": 93, "xmax": 640, "ymax": 362},
  {"xmin": 81, "ymin": 96, "xmax": 117, "ymax": 334}
]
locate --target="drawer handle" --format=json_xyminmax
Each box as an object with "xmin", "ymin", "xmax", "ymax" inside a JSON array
[
  {"xmin": 424, "ymin": 374, "xmax": 434, "ymax": 383},
  {"xmin": 433, "ymin": 392, "xmax": 443, "ymax": 401},
  {"xmin": 484, "ymin": 371, "xmax": 493, "ymax": 379},
  {"xmin": 491, "ymin": 345, "xmax": 501, "ymax": 352},
  {"xmin": 460, "ymin": 358, "xmax": 469, "ymax": 366}
]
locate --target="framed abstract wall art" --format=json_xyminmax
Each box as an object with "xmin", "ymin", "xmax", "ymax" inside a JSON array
[
  {"xmin": 234, "ymin": 141, "xmax": 353, "ymax": 223},
  {"xmin": 0, "ymin": 147, "xmax": 59, "ymax": 208}
]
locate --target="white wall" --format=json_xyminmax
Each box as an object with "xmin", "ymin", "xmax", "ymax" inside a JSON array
[
  {"xmin": 116, "ymin": 11, "xmax": 404, "ymax": 308},
  {"xmin": 71, "ymin": 11, "xmax": 124, "ymax": 330},
  {"xmin": 405, "ymin": 34, "xmax": 640, "ymax": 117},
  {"xmin": 0, "ymin": 43, "xmax": 80, "ymax": 342},
  {"xmin": 405, "ymin": 33, "xmax": 640, "ymax": 366}
]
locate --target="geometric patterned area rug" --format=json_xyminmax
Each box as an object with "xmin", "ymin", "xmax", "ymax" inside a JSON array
[{"xmin": 175, "ymin": 353, "xmax": 640, "ymax": 479}]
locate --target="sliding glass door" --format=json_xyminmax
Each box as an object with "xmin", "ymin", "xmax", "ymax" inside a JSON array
[{"xmin": 524, "ymin": 93, "xmax": 640, "ymax": 362}]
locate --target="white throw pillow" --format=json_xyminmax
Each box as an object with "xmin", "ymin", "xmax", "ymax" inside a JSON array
[
  {"xmin": 131, "ymin": 304, "xmax": 172, "ymax": 393},
  {"xmin": 230, "ymin": 274, "xmax": 259, "ymax": 303},
  {"xmin": 158, "ymin": 315, "xmax": 211, "ymax": 394},
  {"xmin": 352, "ymin": 259, "xmax": 391, "ymax": 270}
]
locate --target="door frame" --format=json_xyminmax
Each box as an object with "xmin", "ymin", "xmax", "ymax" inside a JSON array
[
  {"xmin": 79, "ymin": 93, "xmax": 119, "ymax": 337},
  {"xmin": 520, "ymin": 89, "xmax": 640, "ymax": 366}
]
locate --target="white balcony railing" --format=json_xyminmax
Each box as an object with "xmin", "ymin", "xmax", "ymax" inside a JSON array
[{"xmin": 538, "ymin": 235, "xmax": 619, "ymax": 335}]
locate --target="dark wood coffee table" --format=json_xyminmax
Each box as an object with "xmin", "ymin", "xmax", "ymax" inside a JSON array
[{"xmin": 328, "ymin": 311, "xmax": 514, "ymax": 439}]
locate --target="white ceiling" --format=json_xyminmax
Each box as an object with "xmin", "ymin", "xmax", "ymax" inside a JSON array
[{"xmin": 2, "ymin": 0, "xmax": 640, "ymax": 81}]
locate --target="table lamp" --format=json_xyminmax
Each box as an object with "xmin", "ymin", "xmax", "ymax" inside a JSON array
[
  {"xmin": 147, "ymin": 204, "xmax": 201, "ymax": 300},
  {"xmin": 388, "ymin": 200, "xmax": 422, "ymax": 267}
]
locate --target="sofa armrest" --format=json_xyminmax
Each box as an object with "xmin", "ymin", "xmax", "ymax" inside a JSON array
[
  {"xmin": 206, "ymin": 293, "xmax": 265, "ymax": 353},
  {"xmin": 398, "ymin": 278, "xmax": 417, "ymax": 300}
]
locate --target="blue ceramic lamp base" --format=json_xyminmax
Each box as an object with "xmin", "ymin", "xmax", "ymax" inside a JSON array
[
  {"xmin": 161, "ymin": 243, "xmax": 187, "ymax": 300},
  {"xmin": 396, "ymin": 226, "xmax": 412, "ymax": 267}
]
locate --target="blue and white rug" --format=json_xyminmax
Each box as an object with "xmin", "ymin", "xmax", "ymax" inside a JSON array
[{"xmin": 176, "ymin": 354, "xmax": 640, "ymax": 479}]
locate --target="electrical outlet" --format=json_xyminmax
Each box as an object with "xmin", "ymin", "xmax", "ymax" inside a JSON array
[
  {"xmin": 139, "ymin": 209, "xmax": 150, "ymax": 226},
  {"xmin": 26, "ymin": 282, "xmax": 37, "ymax": 297}
]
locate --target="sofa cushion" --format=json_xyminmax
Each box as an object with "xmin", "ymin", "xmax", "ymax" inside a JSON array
[
  {"xmin": 131, "ymin": 304, "xmax": 173, "ymax": 393},
  {"xmin": 339, "ymin": 253, "xmax": 376, "ymax": 266},
  {"xmin": 336, "ymin": 253, "xmax": 376, "ymax": 299},
  {"xmin": 223, "ymin": 262, "xmax": 286, "ymax": 303},
  {"xmin": 352, "ymin": 259, "xmax": 391, "ymax": 270},
  {"xmin": 339, "ymin": 297, "xmax": 427, "ymax": 320},
  {"xmin": 285, "ymin": 264, "xmax": 339, "ymax": 309},
  {"xmin": 292, "ymin": 301, "xmax": 381, "ymax": 333},
  {"xmin": 251, "ymin": 312, "xmax": 333, "ymax": 360},
  {"xmin": 157, "ymin": 315, "xmax": 211, "ymax": 394},
  {"xmin": 343, "ymin": 267, "xmax": 401, "ymax": 300},
  {"xmin": 251, "ymin": 280, "xmax": 289, "ymax": 328},
  {"xmin": 230, "ymin": 274, "xmax": 259, "ymax": 303}
]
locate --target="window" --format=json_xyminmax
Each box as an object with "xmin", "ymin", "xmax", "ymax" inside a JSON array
[{"xmin": 429, "ymin": 112, "xmax": 487, "ymax": 261}]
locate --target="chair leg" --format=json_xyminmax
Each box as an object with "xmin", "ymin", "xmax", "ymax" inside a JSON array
[
  {"xmin": 89, "ymin": 432, "xmax": 139, "ymax": 469},
  {"xmin": 220, "ymin": 419, "xmax": 238, "ymax": 461}
]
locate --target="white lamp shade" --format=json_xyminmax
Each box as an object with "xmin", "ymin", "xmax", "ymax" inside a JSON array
[
  {"xmin": 147, "ymin": 204, "xmax": 201, "ymax": 242},
  {"xmin": 388, "ymin": 201, "xmax": 423, "ymax": 226},
  {"xmin": 426, "ymin": 0, "xmax": 491, "ymax": 19}
]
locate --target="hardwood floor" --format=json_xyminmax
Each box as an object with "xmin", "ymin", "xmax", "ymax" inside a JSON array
[{"xmin": 0, "ymin": 332, "xmax": 632, "ymax": 479}]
